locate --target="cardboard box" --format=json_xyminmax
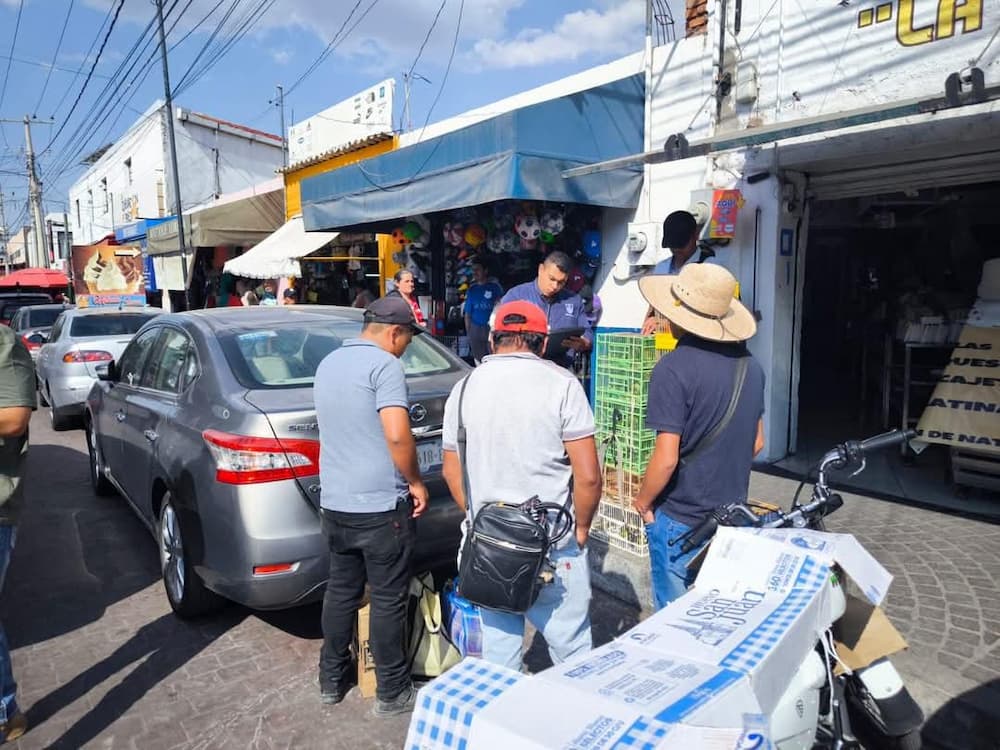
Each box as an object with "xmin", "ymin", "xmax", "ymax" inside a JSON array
[
  {"xmin": 409, "ymin": 527, "xmax": 893, "ymax": 749},
  {"xmin": 404, "ymin": 660, "xmax": 524, "ymax": 750},
  {"xmin": 356, "ymin": 601, "xmax": 377, "ymax": 699}
]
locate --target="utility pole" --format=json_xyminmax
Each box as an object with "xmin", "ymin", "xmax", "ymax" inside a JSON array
[
  {"xmin": 18, "ymin": 116, "xmax": 54, "ymax": 268},
  {"xmin": 155, "ymin": 0, "xmax": 189, "ymax": 310},
  {"xmin": 0, "ymin": 187, "xmax": 7, "ymax": 276},
  {"xmin": 401, "ymin": 72, "xmax": 431, "ymax": 132},
  {"xmin": 275, "ymin": 85, "xmax": 287, "ymax": 169}
]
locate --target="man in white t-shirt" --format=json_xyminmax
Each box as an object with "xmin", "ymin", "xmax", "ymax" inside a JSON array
[{"xmin": 441, "ymin": 300, "xmax": 602, "ymax": 671}]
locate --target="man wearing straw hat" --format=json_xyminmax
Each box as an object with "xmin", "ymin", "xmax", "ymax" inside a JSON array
[{"xmin": 632, "ymin": 263, "xmax": 766, "ymax": 609}]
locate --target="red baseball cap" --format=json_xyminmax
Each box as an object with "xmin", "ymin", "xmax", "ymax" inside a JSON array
[{"xmin": 492, "ymin": 301, "xmax": 548, "ymax": 334}]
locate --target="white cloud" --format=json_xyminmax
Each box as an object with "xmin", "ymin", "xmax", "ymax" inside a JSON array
[
  {"xmin": 470, "ymin": 0, "xmax": 645, "ymax": 70},
  {"xmin": 270, "ymin": 49, "xmax": 292, "ymax": 65}
]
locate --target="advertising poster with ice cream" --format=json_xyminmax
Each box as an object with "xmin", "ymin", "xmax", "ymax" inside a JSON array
[{"xmin": 71, "ymin": 239, "xmax": 146, "ymax": 308}]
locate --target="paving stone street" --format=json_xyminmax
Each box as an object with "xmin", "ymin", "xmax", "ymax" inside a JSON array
[{"xmin": 3, "ymin": 412, "xmax": 998, "ymax": 749}]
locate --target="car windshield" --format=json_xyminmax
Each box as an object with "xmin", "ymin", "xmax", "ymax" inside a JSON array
[
  {"xmin": 70, "ymin": 313, "xmax": 158, "ymax": 338},
  {"xmin": 26, "ymin": 308, "xmax": 63, "ymax": 327},
  {"xmin": 220, "ymin": 319, "xmax": 460, "ymax": 388},
  {"xmin": 1, "ymin": 298, "xmax": 51, "ymax": 318}
]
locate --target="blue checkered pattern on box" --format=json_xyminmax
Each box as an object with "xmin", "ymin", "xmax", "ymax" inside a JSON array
[
  {"xmin": 406, "ymin": 660, "xmax": 522, "ymax": 750},
  {"xmin": 614, "ymin": 716, "xmax": 672, "ymax": 749},
  {"xmin": 721, "ymin": 557, "xmax": 829, "ymax": 674}
]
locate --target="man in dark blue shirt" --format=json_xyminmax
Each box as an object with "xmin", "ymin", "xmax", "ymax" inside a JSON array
[
  {"xmin": 463, "ymin": 259, "xmax": 504, "ymax": 364},
  {"xmin": 633, "ymin": 263, "xmax": 765, "ymax": 609},
  {"xmin": 501, "ymin": 251, "xmax": 592, "ymax": 368}
]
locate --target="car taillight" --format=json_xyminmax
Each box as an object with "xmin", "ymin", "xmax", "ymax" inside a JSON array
[
  {"xmin": 63, "ymin": 350, "xmax": 113, "ymax": 363},
  {"xmin": 21, "ymin": 335, "xmax": 42, "ymax": 351},
  {"xmin": 202, "ymin": 429, "xmax": 320, "ymax": 484}
]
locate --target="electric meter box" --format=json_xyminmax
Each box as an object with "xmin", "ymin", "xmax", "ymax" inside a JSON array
[{"xmin": 625, "ymin": 222, "xmax": 661, "ymax": 266}]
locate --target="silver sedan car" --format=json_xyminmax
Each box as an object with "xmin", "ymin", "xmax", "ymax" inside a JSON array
[
  {"xmin": 85, "ymin": 306, "xmax": 467, "ymax": 617},
  {"xmin": 36, "ymin": 307, "xmax": 162, "ymax": 429}
]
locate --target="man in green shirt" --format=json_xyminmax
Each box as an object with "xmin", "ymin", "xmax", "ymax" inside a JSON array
[{"xmin": 0, "ymin": 324, "xmax": 35, "ymax": 743}]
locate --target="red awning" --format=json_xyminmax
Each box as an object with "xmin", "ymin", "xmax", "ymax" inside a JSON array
[{"xmin": 0, "ymin": 268, "xmax": 70, "ymax": 289}]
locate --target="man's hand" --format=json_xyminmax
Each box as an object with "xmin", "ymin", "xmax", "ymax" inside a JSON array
[
  {"xmin": 561, "ymin": 336, "xmax": 590, "ymax": 353},
  {"xmin": 641, "ymin": 316, "xmax": 657, "ymax": 336},
  {"xmin": 576, "ymin": 523, "xmax": 590, "ymax": 549},
  {"xmin": 409, "ymin": 481, "xmax": 429, "ymax": 518},
  {"xmin": 632, "ymin": 498, "xmax": 655, "ymax": 525}
]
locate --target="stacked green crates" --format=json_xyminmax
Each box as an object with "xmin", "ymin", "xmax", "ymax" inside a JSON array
[{"xmin": 595, "ymin": 333, "xmax": 658, "ymax": 476}]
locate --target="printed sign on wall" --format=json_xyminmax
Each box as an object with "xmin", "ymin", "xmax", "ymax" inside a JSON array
[{"xmin": 916, "ymin": 324, "xmax": 1000, "ymax": 454}]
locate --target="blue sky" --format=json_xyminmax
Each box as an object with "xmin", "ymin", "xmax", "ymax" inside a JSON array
[{"xmin": 0, "ymin": 0, "xmax": 681, "ymax": 235}]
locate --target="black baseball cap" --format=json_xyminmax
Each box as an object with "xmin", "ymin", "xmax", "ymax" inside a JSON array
[
  {"xmin": 364, "ymin": 295, "xmax": 426, "ymax": 334},
  {"xmin": 662, "ymin": 210, "xmax": 698, "ymax": 249}
]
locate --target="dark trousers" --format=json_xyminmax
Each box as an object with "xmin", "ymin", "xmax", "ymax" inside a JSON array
[{"xmin": 319, "ymin": 500, "xmax": 414, "ymax": 700}]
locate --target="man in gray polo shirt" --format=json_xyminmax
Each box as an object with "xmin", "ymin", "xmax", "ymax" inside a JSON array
[
  {"xmin": 441, "ymin": 300, "xmax": 602, "ymax": 671},
  {"xmin": 314, "ymin": 296, "xmax": 428, "ymax": 716}
]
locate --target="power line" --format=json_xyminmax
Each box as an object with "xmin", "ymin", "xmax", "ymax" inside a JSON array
[
  {"xmin": 0, "ymin": 0, "xmax": 25, "ymax": 147},
  {"xmin": 283, "ymin": 0, "xmax": 370, "ymax": 98},
  {"xmin": 47, "ymin": 1, "xmax": 117, "ymax": 119},
  {"xmin": 44, "ymin": 0, "xmax": 127, "ymax": 153},
  {"xmin": 34, "ymin": 0, "xmax": 76, "ymax": 117},
  {"xmin": 0, "ymin": 53, "xmax": 112, "ymax": 81},
  {"xmin": 406, "ymin": 0, "xmax": 447, "ymax": 83}
]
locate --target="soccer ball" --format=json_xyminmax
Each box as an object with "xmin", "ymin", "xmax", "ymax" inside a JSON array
[
  {"xmin": 391, "ymin": 227, "xmax": 409, "ymax": 247},
  {"xmin": 540, "ymin": 210, "xmax": 564, "ymax": 237},
  {"xmin": 515, "ymin": 215, "xmax": 541, "ymax": 241}
]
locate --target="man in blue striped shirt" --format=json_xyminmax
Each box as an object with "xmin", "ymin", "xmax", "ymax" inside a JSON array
[{"xmin": 500, "ymin": 251, "xmax": 593, "ymax": 368}]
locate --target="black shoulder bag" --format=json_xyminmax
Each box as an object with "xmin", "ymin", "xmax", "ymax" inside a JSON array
[
  {"xmin": 679, "ymin": 356, "xmax": 750, "ymax": 468},
  {"xmin": 454, "ymin": 375, "xmax": 571, "ymax": 614}
]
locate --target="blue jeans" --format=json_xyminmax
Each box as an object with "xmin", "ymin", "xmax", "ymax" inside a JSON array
[
  {"xmin": 644, "ymin": 512, "xmax": 700, "ymax": 611},
  {"xmin": 480, "ymin": 543, "xmax": 592, "ymax": 671},
  {"xmin": 0, "ymin": 525, "xmax": 17, "ymax": 722}
]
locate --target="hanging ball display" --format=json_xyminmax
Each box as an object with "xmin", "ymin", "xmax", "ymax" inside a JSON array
[
  {"xmin": 403, "ymin": 221, "xmax": 423, "ymax": 242},
  {"xmin": 444, "ymin": 222, "xmax": 464, "ymax": 247},
  {"xmin": 464, "ymin": 224, "xmax": 486, "ymax": 248},
  {"xmin": 515, "ymin": 215, "xmax": 541, "ymax": 241},
  {"xmin": 391, "ymin": 227, "xmax": 409, "ymax": 247},
  {"xmin": 519, "ymin": 237, "xmax": 538, "ymax": 251},
  {"xmin": 540, "ymin": 231, "xmax": 555, "ymax": 244},
  {"xmin": 499, "ymin": 233, "xmax": 519, "ymax": 254},
  {"xmin": 487, "ymin": 234, "xmax": 505, "ymax": 254},
  {"xmin": 540, "ymin": 210, "xmax": 565, "ymax": 237}
]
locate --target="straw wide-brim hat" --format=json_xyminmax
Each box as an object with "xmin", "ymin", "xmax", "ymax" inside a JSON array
[{"xmin": 639, "ymin": 263, "xmax": 757, "ymax": 343}]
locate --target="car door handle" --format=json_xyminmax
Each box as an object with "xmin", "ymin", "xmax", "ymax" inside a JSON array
[
  {"xmin": 115, "ymin": 411, "xmax": 126, "ymax": 423},
  {"xmin": 143, "ymin": 429, "xmax": 158, "ymax": 442}
]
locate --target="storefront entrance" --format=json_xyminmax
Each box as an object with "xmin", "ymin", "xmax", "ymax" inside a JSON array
[{"xmin": 780, "ymin": 180, "xmax": 1000, "ymax": 516}]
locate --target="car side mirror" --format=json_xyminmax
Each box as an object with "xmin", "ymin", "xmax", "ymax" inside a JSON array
[{"xmin": 96, "ymin": 361, "xmax": 117, "ymax": 382}]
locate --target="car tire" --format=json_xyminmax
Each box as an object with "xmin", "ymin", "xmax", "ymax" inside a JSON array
[
  {"xmin": 158, "ymin": 494, "xmax": 224, "ymax": 618},
  {"xmin": 86, "ymin": 418, "xmax": 115, "ymax": 497},
  {"xmin": 49, "ymin": 403, "xmax": 71, "ymax": 431}
]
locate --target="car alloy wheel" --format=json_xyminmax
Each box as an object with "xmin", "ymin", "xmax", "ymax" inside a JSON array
[
  {"xmin": 87, "ymin": 419, "xmax": 114, "ymax": 496},
  {"xmin": 157, "ymin": 494, "xmax": 223, "ymax": 618}
]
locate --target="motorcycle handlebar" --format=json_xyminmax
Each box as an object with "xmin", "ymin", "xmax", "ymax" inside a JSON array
[{"xmin": 858, "ymin": 429, "xmax": 916, "ymax": 455}]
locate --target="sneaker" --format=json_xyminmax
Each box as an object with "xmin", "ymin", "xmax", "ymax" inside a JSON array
[
  {"xmin": 318, "ymin": 676, "xmax": 346, "ymax": 706},
  {"xmin": 0, "ymin": 713, "xmax": 26, "ymax": 744},
  {"xmin": 373, "ymin": 685, "xmax": 416, "ymax": 717}
]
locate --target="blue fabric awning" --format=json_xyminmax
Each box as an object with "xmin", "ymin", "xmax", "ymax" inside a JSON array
[{"xmin": 300, "ymin": 75, "xmax": 645, "ymax": 231}]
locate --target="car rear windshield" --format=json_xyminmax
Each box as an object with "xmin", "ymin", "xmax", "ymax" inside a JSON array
[
  {"xmin": 27, "ymin": 308, "xmax": 63, "ymax": 327},
  {"xmin": 70, "ymin": 313, "xmax": 158, "ymax": 338},
  {"xmin": 0, "ymin": 297, "xmax": 52, "ymax": 319},
  {"xmin": 220, "ymin": 319, "xmax": 461, "ymax": 388}
]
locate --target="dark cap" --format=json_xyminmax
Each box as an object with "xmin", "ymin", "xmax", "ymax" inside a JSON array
[
  {"xmin": 662, "ymin": 210, "xmax": 698, "ymax": 249},
  {"xmin": 282, "ymin": 288, "xmax": 296, "ymax": 298},
  {"xmin": 364, "ymin": 295, "xmax": 426, "ymax": 334}
]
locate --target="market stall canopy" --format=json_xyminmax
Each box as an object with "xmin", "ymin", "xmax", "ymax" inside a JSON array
[
  {"xmin": 0, "ymin": 267, "xmax": 70, "ymax": 289},
  {"xmin": 222, "ymin": 215, "xmax": 339, "ymax": 279},
  {"xmin": 146, "ymin": 187, "xmax": 284, "ymax": 255},
  {"xmin": 300, "ymin": 75, "xmax": 645, "ymax": 232}
]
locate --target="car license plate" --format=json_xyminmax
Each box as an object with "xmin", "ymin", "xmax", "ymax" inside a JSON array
[{"xmin": 417, "ymin": 440, "xmax": 443, "ymax": 473}]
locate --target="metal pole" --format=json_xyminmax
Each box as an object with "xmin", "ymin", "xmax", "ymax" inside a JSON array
[
  {"xmin": 155, "ymin": 0, "xmax": 190, "ymax": 310},
  {"xmin": 63, "ymin": 210, "xmax": 73, "ymax": 301},
  {"xmin": 24, "ymin": 116, "xmax": 49, "ymax": 268},
  {"xmin": 276, "ymin": 85, "xmax": 287, "ymax": 169},
  {"xmin": 0, "ymin": 186, "xmax": 7, "ymax": 275}
]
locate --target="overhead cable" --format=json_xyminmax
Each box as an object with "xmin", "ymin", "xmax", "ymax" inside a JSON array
[{"xmin": 34, "ymin": 0, "xmax": 76, "ymax": 117}]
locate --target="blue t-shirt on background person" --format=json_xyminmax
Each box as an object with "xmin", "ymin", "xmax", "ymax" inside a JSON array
[{"xmin": 464, "ymin": 281, "xmax": 504, "ymax": 327}]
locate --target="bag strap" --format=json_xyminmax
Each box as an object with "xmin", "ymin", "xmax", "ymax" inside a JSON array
[
  {"xmin": 681, "ymin": 356, "xmax": 750, "ymax": 468},
  {"xmin": 456, "ymin": 374, "xmax": 474, "ymax": 519}
]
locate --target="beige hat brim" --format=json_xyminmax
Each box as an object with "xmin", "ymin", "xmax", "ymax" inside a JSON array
[{"xmin": 639, "ymin": 274, "xmax": 757, "ymax": 343}]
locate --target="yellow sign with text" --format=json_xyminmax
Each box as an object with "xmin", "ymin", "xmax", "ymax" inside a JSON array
[{"xmin": 857, "ymin": 0, "xmax": 983, "ymax": 46}]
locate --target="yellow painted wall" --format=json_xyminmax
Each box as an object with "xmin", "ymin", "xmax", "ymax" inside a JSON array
[{"xmin": 283, "ymin": 136, "xmax": 397, "ymax": 220}]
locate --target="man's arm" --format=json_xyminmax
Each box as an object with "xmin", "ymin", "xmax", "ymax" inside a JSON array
[
  {"xmin": 379, "ymin": 405, "xmax": 428, "ymax": 518},
  {"xmin": 633, "ymin": 432, "xmax": 681, "ymax": 523},
  {"xmin": 442, "ymin": 449, "xmax": 465, "ymax": 512},
  {"xmin": 564, "ymin": 436, "xmax": 601, "ymax": 547},
  {"xmin": 0, "ymin": 407, "xmax": 31, "ymax": 438},
  {"xmin": 753, "ymin": 418, "xmax": 765, "ymax": 457}
]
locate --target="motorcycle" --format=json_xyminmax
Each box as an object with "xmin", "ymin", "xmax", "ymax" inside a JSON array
[{"xmin": 673, "ymin": 429, "xmax": 925, "ymax": 750}]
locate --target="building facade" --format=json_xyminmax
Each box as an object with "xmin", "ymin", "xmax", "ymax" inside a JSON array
[{"xmin": 68, "ymin": 101, "xmax": 284, "ymax": 246}]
